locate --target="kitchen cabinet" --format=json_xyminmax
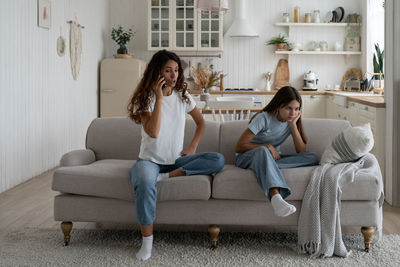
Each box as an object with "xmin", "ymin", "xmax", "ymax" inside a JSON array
[
  {"xmin": 148, "ymin": 0, "xmax": 223, "ymax": 51},
  {"xmin": 149, "ymin": 0, "xmax": 171, "ymax": 49},
  {"xmin": 302, "ymin": 95, "xmax": 326, "ymax": 118},
  {"xmin": 326, "ymin": 95, "xmax": 349, "ymax": 120}
]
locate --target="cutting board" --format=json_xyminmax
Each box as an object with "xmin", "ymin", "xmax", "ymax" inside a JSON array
[{"xmin": 274, "ymin": 59, "xmax": 291, "ymax": 90}]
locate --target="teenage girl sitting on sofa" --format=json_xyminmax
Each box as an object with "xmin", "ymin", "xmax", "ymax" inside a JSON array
[{"xmin": 235, "ymin": 86, "xmax": 319, "ymax": 217}]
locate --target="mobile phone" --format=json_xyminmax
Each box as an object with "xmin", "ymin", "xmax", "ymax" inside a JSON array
[{"xmin": 160, "ymin": 74, "xmax": 167, "ymax": 90}]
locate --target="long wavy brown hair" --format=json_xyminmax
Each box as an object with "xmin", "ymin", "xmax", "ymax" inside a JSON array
[
  {"xmin": 249, "ymin": 86, "xmax": 307, "ymax": 143},
  {"xmin": 127, "ymin": 50, "xmax": 189, "ymax": 124}
]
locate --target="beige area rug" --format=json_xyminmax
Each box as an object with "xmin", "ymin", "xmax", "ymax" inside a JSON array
[{"xmin": 0, "ymin": 228, "xmax": 399, "ymax": 266}]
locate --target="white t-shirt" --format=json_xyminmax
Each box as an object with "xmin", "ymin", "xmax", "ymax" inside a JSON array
[{"xmin": 138, "ymin": 90, "xmax": 196, "ymax": 164}]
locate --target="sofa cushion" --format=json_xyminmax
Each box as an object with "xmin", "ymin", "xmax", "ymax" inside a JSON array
[
  {"xmin": 86, "ymin": 117, "xmax": 142, "ymax": 160},
  {"xmin": 219, "ymin": 120, "xmax": 249, "ymax": 164},
  {"xmin": 212, "ymin": 164, "xmax": 382, "ymax": 201},
  {"xmin": 183, "ymin": 119, "xmax": 220, "ymax": 153},
  {"xmin": 52, "ymin": 159, "xmax": 212, "ymax": 202},
  {"xmin": 320, "ymin": 123, "xmax": 374, "ymax": 164}
]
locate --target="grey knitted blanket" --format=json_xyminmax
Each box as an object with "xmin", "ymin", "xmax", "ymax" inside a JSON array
[{"xmin": 298, "ymin": 153, "xmax": 384, "ymax": 258}]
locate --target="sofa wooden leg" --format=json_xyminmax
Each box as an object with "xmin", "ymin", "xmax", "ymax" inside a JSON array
[
  {"xmin": 61, "ymin": 221, "xmax": 73, "ymax": 246},
  {"xmin": 208, "ymin": 224, "xmax": 220, "ymax": 248},
  {"xmin": 361, "ymin": 226, "xmax": 375, "ymax": 252}
]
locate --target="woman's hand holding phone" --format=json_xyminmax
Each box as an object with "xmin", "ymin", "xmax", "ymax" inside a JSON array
[{"xmin": 154, "ymin": 75, "xmax": 166, "ymax": 97}]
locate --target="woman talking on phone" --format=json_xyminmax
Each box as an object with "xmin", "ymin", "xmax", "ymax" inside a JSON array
[{"xmin": 127, "ymin": 50, "xmax": 224, "ymax": 261}]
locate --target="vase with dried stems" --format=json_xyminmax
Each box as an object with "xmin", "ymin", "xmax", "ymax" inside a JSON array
[{"xmin": 192, "ymin": 64, "xmax": 226, "ymax": 93}]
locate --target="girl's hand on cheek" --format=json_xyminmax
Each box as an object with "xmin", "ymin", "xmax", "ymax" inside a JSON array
[{"xmin": 288, "ymin": 112, "xmax": 301, "ymax": 126}]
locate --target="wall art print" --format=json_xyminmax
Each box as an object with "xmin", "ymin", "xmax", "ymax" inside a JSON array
[{"xmin": 38, "ymin": 0, "xmax": 51, "ymax": 29}]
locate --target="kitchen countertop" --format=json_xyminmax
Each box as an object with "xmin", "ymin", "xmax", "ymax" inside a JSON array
[
  {"xmin": 324, "ymin": 91, "xmax": 385, "ymax": 108},
  {"xmin": 189, "ymin": 89, "xmax": 326, "ymax": 95},
  {"xmin": 189, "ymin": 90, "xmax": 385, "ymax": 108}
]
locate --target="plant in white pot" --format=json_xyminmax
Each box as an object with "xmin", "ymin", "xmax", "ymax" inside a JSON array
[
  {"xmin": 372, "ymin": 43, "xmax": 384, "ymax": 89},
  {"xmin": 111, "ymin": 25, "xmax": 135, "ymax": 57},
  {"xmin": 266, "ymin": 34, "xmax": 289, "ymax": 51}
]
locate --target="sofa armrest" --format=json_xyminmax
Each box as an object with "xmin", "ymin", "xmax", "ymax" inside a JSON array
[{"xmin": 60, "ymin": 149, "xmax": 96, "ymax": 167}]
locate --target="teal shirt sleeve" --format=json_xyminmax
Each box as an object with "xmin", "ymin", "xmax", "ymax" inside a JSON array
[{"xmin": 248, "ymin": 113, "xmax": 268, "ymax": 135}]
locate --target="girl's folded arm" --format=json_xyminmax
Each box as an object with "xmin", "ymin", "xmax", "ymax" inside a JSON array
[{"xmin": 235, "ymin": 128, "xmax": 268, "ymax": 153}]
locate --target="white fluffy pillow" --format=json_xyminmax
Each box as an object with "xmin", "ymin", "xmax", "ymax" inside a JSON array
[{"xmin": 320, "ymin": 123, "xmax": 374, "ymax": 164}]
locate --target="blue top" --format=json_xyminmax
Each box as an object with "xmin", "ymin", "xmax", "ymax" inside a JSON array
[{"xmin": 248, "ymin": 112, "xmax": 291, "ymax": 153}]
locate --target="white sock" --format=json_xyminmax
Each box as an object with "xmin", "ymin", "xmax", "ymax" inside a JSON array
[
  {"xmin": 271, "ymin": 194, "xmax": 296, "ymax": 217},
  {"xmin": 136, "ymin": 235, "xmax": 153, "ymax": 261},
  {"xmin": 156, "ymin": 173, "xmax": 169, "ymax": 182}
]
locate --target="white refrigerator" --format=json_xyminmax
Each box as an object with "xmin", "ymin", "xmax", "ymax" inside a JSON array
[{"xmin": 100, "ymin": 58, "xmax": 146, "ymax": 117}]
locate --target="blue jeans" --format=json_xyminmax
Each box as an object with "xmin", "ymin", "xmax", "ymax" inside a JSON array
[
  {"xmin": 131, "ymin": 152, "xmax": 224, "ymax": 225},
  {"xmin": 235, "ymin": 146, "xmax": 318, "ymax": 200}
]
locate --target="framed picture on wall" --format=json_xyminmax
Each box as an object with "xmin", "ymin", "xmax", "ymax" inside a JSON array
[{"xmin": 38, "ymin": 0, "xmax": 51, "ymax": 29}]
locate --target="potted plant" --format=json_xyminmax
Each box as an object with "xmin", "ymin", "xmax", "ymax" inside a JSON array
[
  {"xmin": 373, "ymin": 43, "xmax": 384, "ymax": 78},
  {"xmin": 266, "ymin": 34, "xmax": 288, "ymax": 51},
  {"xmin": 111, "ymin": 25, "xmax": 135, "ymax": 55},
  {"xmin": 371, "ymin": 43, "xmax": 385, "ymax": 90}
]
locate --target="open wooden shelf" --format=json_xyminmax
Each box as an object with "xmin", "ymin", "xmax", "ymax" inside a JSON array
[
  {"xmin": 275, "ymin": 51, "xmax": 362, "ymax": 55},
  {"xmin": 274, "ymin": 22, "xmax": 360, "ymax": 27}
]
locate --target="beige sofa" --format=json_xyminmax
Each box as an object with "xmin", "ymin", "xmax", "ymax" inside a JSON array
[{"xmin": 52, "ymin": 117, "xmax": 383, "ymax": 251}]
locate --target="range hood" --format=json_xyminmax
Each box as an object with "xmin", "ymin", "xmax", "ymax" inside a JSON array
[{"xmin": 225, "ymin": 0, "xmax": 259, "ymax": 37}]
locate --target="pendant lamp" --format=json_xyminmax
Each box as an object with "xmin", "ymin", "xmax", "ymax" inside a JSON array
[{"xmin": 196, "ymin": 0, "xmax": 229, "ymax": 11}]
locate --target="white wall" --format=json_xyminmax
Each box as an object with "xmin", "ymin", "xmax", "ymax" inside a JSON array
[
  {"xmin": 108, "ymin": 0, "xmax": 153, "ymax": 62},
  {"xmin": 109, "ymin": 0, "xmax": 362, "ymax": 90},
  {"xmin": 0, "ymin": 0, "xmax": 110, "ymax": 193}
]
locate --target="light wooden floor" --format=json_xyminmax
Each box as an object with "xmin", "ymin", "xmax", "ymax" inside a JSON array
[{"xmin": 1, "ymin": 169, "xmax": 400, "ymax": 234}]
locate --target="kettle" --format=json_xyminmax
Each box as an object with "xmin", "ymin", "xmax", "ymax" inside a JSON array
[{"xmin": 303, "ymin": 70, "xmax": 319, "ymax": 91}]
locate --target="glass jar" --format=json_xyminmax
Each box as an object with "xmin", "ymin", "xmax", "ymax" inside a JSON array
[
  {"xmin": 319, "ymin": 41, "xmax": 328, "ymax": 51},
  {"xmin": 313, "ymin": 10, "xmax": 321, "ymax": 23},
  {"xmin": 282, "ymin": 13, "xmax": 290, "ymax": 23},
  {"xmin": 294, "ymin": 6, "xmax": 300, "ymax": 23},
  {"xmin": 305, "ymin": 13, "xmax": 312, "ymax": 23},
  {"xmin": 309, "ymin": 41, "xmax": 318, "ymax": 51}
]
